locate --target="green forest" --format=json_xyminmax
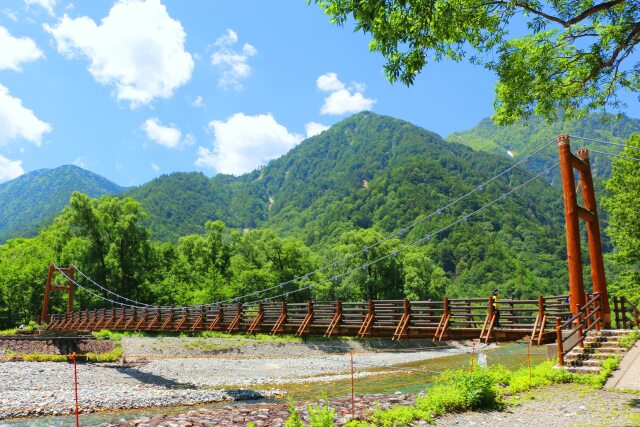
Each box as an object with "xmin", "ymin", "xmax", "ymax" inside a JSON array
[{"xmin": 0, "ymin": 112, "xmax": 638, "ymax": 328}]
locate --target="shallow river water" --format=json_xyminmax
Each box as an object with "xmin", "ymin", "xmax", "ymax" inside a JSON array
[{"xmin": 1, "ymin": 342, "xmax": 548, "ymax": 427}]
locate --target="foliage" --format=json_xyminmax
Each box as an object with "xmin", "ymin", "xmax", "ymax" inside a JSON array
[
  {"xmin": 0, "ymin": 112, "xmax": 576, "ymax": 327},
  {"xmin": 313, "ymin": 1, "xmax": 640, "ymax": 124},
  {"xmin": 308, "ymin": 399, "xmax": 336, "ymax": 427},
  {"xmin": 0, "ymin": 165, "xmax": 122, "ymax": 243},
  {"xmin": 285, "ymin": 404, "xmax": 305, "ymax": 427},
  {"xmin": 5, "ymin": 344, "xmax": 123, "ymax": 363},
  {"xmin": 619, "ymin": 331, "xmax": 640, "ymax": 350},
  {"xmin": 448, "ymin": 113, "xmax": 640, "ymax": 180},
  {"xmin": 339, "ymin": 359, "xmax": 620, "ymax": 426},
  {"xmin": 604, "ymin": 134, "xmax": 640, "ymax": 307}
]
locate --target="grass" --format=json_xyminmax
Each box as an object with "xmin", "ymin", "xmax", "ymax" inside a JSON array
[
  {"xmin": 1, "ymin": 344, "xmax": 123, "ymax": 363},
  {"xmin": 0, "ymin": 321, "xmax": 39, "ymax": 335},
  {"xmin": 183, "ymin": 338, "xmax": 234, "ymax": 352},
  {"xmin": 284, "ymin": 357, "xmax": 621, "ymax": 427}
]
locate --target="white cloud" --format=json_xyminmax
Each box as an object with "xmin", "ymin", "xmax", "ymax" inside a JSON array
[
  {"xmin": 0, "ymin": 155, "xmax": 25, "ymax": 182},
  {"xmin": 182, "ymin": 133, "xmax": 195, "ymax": 146},
  {"xmin": 211, "ymin": 29, "xmax": 257, "ymax": 90},
  {"xmin": 191, "ymin": 95, "xmax": 204, "ymax": 108},
  {"xmin": 141, "ymin": 117, "xmax": 183, "ymax": 149},
  {"xmin": 316, "ymin": 72, "xmax": 344, "ymax": 92},
  {"xmin": 0, "ymin": 26, "xmax": 43, "ymax": 71},
  {"xmin": 0, "ymin": 83, "xmax": 51, "ymax": 145},
  {"xmin": 3, "ymin": 9, "xmax": 18, "ymax": 22},
  {"xmin": 317, "ymin": 72, "xmax": 376, "ymax": 115},
  {"xmin": 196, "ymin": 113, "xmax": 302, "ymax": 175},
  {"xmin": 305, "ymin": 121, "xmax": 330, "ymax": 138},
  {"xmin": 150, "ymin": 162, "xmax": 160, "ymax": 171},
  {"xmin": 45, "ymin": 0, "xmax": 194, "ymax": 107},
  {"xmin": 72, "ymin": 156, "xmax": 87, "ymax": 168},
  {"xmin": 24, "ymin": 0, "xmax": 56, "ymax": 16}
]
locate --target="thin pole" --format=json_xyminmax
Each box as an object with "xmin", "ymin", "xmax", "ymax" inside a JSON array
[
  {"xmin": 471, "ymin": 342, "xmax": 476, "ymax": 371},
  {"xmin": 528, "ymin": 343, "xmax": 532, "ymax": 385},
  {"xmin": 70, "ymin": 352, "xmax": 79, "ymax": 427},
  {"xmin": 556, "ymin": 317, "xmax": 564, "ymax": 366},
  {"xmin": 350, "ymin": 350, "xmax": 355, "ymax": 420}
]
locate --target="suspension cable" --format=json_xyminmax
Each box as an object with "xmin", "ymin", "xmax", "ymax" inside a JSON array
[
  {"xmin": 218, "ymin": 139, "xmax": 557, "ymax": 304},
  {"xmin": 568, "ymin": 135, "xmax": 631, "ymax": 149},
  {"xmin": 588, "ymin": 149, "xmax": 640, "ymax": 163},
  {"xmin": 60, "ymin": 142, "xmax": 558, "ymax": 310},
  {"xmin": 243, "ymin": 163, "xmax": 560, "ymax": 304},
  {"xmin": 52, "ymin": 263, "xmax": 141, "ymax": 308},
  {"xmin": 70, "ymin": 265, "xmax": 154, "ymax": 307}
]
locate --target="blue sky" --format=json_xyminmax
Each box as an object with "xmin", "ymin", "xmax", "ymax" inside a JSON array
[{"xmin": 0, "ymin": 0, "xmax": 638, "ymax": 186}]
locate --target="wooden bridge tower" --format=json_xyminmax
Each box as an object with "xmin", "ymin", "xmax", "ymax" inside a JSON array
[
  {"xmin": 40, "ymin": 264, "xmax": 75, "ymax": 324},
  {"xmin": 557, "ymin": 135, "xmax": 610, "ymax": 325}
]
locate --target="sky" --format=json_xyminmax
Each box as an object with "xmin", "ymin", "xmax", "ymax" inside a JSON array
[{"xmin": 0, "ymin": 0, "xmax": 638, "ymax": 186}]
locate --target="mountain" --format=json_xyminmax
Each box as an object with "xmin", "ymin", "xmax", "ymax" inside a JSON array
[
  {"xmin": 127, "ymin": 112, "xmax": 564, "ymax": 242},
  {"xmin": 447, "ymin": 113, "xmax": 640, "ymax": 179},
  {"xmin": 0, "ymin": 165, "xmax": 123, "ymax": 242},
  {"xmin": 126, "ymin": 111, "xmax": 570, "ymax": 296}
]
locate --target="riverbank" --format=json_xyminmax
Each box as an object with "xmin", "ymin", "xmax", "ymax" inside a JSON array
[
  {"xmin": 84, "ymin": 383, "xmax": 640, "ymax": 427},
  {"xmin": 0, "ymin": 336, "xmax": 478, "ymax": 420}
]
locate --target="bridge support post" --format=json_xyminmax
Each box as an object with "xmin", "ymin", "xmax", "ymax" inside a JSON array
[
  {"xmin": 558, "ymin": 135, "xmax": 586, "ymax": 316},
  {"xmin": 558, "ymin": 135, "xmax": 610, "ymax": 325},
  {"xmin": 576, "ymin": 148, "xmax": 610, "ymax": 325}
]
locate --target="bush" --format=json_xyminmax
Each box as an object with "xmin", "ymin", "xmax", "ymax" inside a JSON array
[
  {"xmin": 444, "ymin": 369, "xmax": 497, "ymax": 409},
  {"xmin": 285, "ymin": 404, "xmax": 305, "ymax": 427},
  {"xmin": 308, "ymin": 400, "xmax": 335, "ymax": 427},
  {"xmin": 288, "ymin": 358, "xmax": 621, "ymax": 427},
  {"xmin": 619, "ymin": 331, "xmax": 640, "ymax": 349}
]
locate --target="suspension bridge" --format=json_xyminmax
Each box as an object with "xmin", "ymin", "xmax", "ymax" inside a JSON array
[{"xmin": 38, "ymin": 135, "xmax": 640, "ymax": 361}]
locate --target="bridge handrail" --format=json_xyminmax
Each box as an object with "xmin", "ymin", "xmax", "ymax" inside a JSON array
[{"xmin": 556, "ymin": 293, "xmax": 603, "ymax": 365}]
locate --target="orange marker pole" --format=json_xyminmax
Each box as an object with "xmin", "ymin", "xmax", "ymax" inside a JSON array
[
  {"xmin": 471, "ymin": 342, "xmax": 476, "ymax": 371},
  {"xmin": 350, "ymin": 350, "xmax": 355, "ymax": 420},
  {"xmin": 70, "ymin": 352, "xmax": 79, "ymax": 427},
  {"xmin": 527, "ymin": 344, "xmax": 532, "ymax": 386}
]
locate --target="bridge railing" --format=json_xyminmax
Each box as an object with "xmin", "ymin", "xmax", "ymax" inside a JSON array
[
  {"xmin": 555, "ymin": 293, "xmax": 603, "ymax": 366},
  {"xmin": 612, "ymin": 296, "xmax": 640, "ymax": 330},
  {"xmin": 46, "ymin": 295, "xmax": 571, "ymax": 342}
]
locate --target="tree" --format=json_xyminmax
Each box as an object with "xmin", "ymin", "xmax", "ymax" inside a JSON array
[
  {"xmin": 604, "ymin": 133, "xmax": 640, "ymax": 305},
  {"xmin": 314, "ymin": 1, "xmax": 640, "ymax": 124},
  {"xmin": 63, "ymin": 192, "xmax": 151, "ymax": 301}
]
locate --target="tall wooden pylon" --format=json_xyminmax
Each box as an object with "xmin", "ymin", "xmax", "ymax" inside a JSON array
[
  {"xmin": 40, "ymin": 264, "xmax": 75, "ymax": 324},
  {"xmin": 557, "ymin": 135, "xmax": 610, "ymax": 325}
]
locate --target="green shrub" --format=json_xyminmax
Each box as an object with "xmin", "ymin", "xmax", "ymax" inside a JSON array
[
  {"xmin": 619, "ymin": 331, "xmax": 640, "ymax": 349},
  {"xmin": 285, "ymin": 404, "xmax": 305, "ymax": 427},
  {"xmin": 444, "ymin": 369, "xmax": 497, "ymax": 409},
  {"xmin": 416, "ymin": 383, "xmax": 466, "ymax": 415},
  {"xmin": 308, "ymin": 400, "xmax": 335, "ymax": 427},
  {"xmin": 369, "ymin": 404, "xmax": 429, "ymax": 427},
  {"xmin": 286, "ymin": 357, "xmax": 621, "ymax": 427}
]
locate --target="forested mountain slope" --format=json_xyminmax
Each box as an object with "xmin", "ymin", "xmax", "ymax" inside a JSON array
[
  {"xmin": 123, "ymin": 112, "xmax": 570, "ymax": 297},
  {"xmin": 127, "ymin": 112, "xmax": 566, "ymax": 246},
  {"xmin": 0, "ymin": 113, "xmax": 587, "ymax": 327},
  {"xmin": 0, "ymin": 165, "xmax": 123, "ymax": 242},
  {"xmin": 447, "ymin": 113, "xmax": 639, "ymax": 179}
]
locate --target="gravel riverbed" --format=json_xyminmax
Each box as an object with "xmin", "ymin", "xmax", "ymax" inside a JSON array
[{"xmin": 0, "ymin": 337, "xmax": 477, "ymax": 421}]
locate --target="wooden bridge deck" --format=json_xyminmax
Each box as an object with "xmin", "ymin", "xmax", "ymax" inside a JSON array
[{"xmin": 45, "ymin": 296, "xmax": 570, "ymax": 343}]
